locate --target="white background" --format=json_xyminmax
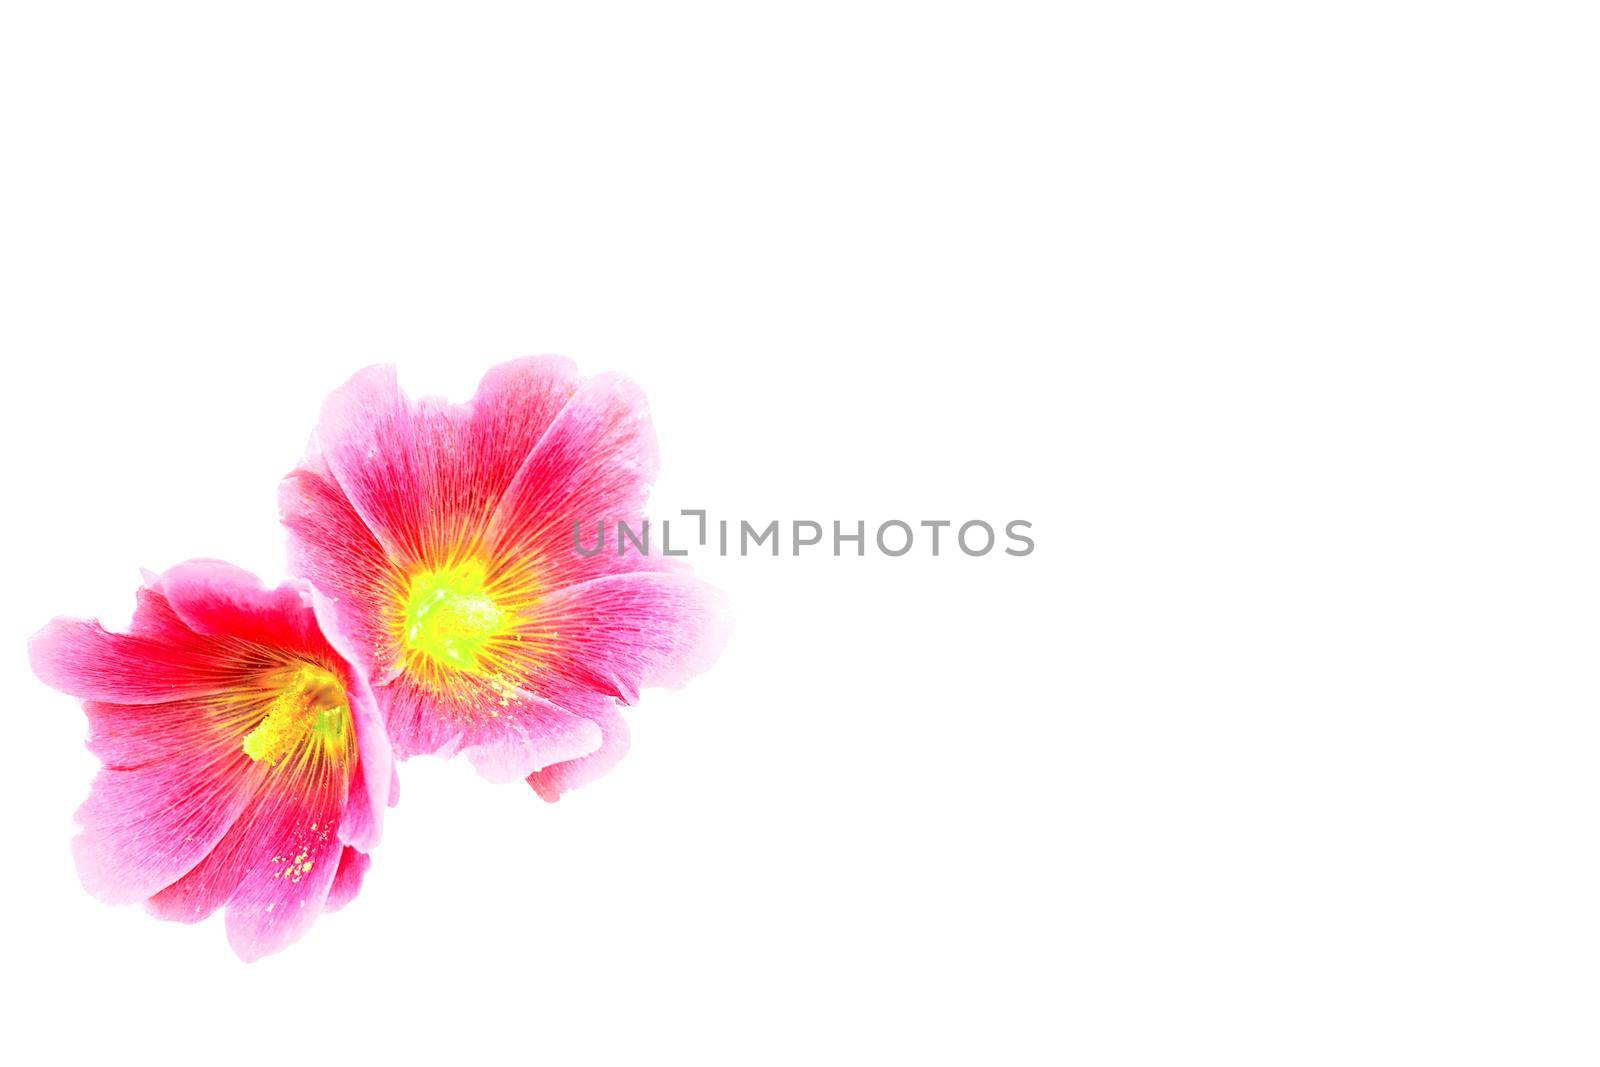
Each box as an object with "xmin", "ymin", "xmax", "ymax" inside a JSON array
[{"xmin": 2, "ymin": 3, "xmax": 1596, "ymax": 1063}]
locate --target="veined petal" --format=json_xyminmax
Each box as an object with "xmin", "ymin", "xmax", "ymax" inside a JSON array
[
  {"xmin": 519, "ymin": 571, "xmax": 732, "ymax": 704},
  {"xmin": 527, "ymin": 697, "xmax": 631, "ymax": 802},
  {"xmin": 337, "ymin": 672, "xmax": 392, "ymax": 852},
  {"xmin": 309, "ymin": 357, "xmax": 584, "ymax": 571},
  {"xmin": 77, "ymin": 745, "xmax": 262, "ymax": 905},
  {"xmin": 323, "ymin": 847, "xmax": 371, "ymax": 913},
  {"xmin": 155, "ymin": 559, "xmax": 324, "ymax": 652},
  {"xmin": 455, "ymin": 355, "xmax": 586, "ymax": 534},
  {"xmin": 221, "ymin": 757, "xmax": 350, "ymax": 962},
  {"xmin": 145, "ymin": 749, "xmax": 344, "ymax": 943},
  {"xmin": 486, "ymin": 372, "xmax": 661, "ymax": 592},
  {"xmin": 31, "ymin": 616, "xmax": 254, "ymax": 705},
  {"xmin": 379, "ymin": 673, "xmax": 603, "ymax": 780},
  {"xmin": 461, "ymin": 693, "xmax": 605, "ymax": 783},
  {"xmin": 281, "ymin": 462, "xmax": 407, "ymax": 679},
  {"xmin": 313, "ymin": 365, "xmax": 431, "ymax": 565}
]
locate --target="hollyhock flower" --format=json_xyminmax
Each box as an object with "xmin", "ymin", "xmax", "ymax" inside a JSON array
[
  {"xmin": 29, "ymin": 561, "xmax": 393, "ymax": 961},
  {"xmin": 280, "ymin": 357, "xmax": 729, "ymax": 796}
]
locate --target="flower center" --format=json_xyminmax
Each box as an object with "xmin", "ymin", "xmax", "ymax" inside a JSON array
[
  {"xmin": 243, "ymin": 664, "xmax": 351, "ymax": 766},
  {"xmin": 403, "ymin": 560, "xmax": 508, "ymax": 672}
]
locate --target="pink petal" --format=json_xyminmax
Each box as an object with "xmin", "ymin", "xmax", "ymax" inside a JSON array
[
  {"xmin": 311, "ymin": 364, "xmax": 431, "ymax": 564},
  {"xmin": 527, "ymin": 697, "xmax": 631, "ymax": 802},
  {"xmin": 323, "ymin": 846, "xmax": 371, "ymax": 913},
  {"xmin": 140, "ymin": 768, "xmax": 283, "ymax": 926},
  {"xmin": 461, "ymin": 693, "xmax": 605, "ymax": 783},
  {"xmin": 281, "ymin": 462, "xmax": 407, "ymax": 679},
  {"xmin": 331, "ymin": 672, "xmax": 392, "ymax": 853},
  {"xmin": 525, "ymin": 571, "xmax": 732, "ymax": 704},
  {"xmin": 31, "ymin": 615, "xmax": 248, "ymax": 705},
  {"xmin": 467, "ymin": 356, "xmax": 585, "ymax": 489},
  {"xmin": 81, "ymin": 695, "xmax": 227, "ymax": 770},
  {"xmin": 371, "ymin": 673, "xmax": 470, "ymax": 761},
  {"xmin": 149, "ymin": 753, "xmax": 349, "ymax": 960},
  {"xmin": 445, "ymin": 354, "xmax": 586, "ymax": 537},
  {"xmin": 221, "ymin": 767, "xmax": 349, "ymax": 962},
  {"xmin": 126, "ymin": 583, "xmax": 203, "ymax": 642},
  {"xmin": 153, "ymin": 559, "xmax": 326, "ymax": 654},
  {"xmin": 487, "ymin": 372, "xmax": 662, "ymax": 591},
  {"xmin": 379, "ymin": 674, "xmax": 604, "ymax": 781},
  {"xmin": 76, "ymin": 744, "xmax": 261, "ymax": 905},
  {"xmin": 307, "ymin": 357, "xmax": 582, "ymax": 568}
]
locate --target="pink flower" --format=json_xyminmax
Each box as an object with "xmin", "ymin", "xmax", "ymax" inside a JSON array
[
  {"xmin": 30, "ymin": 561, "xmax": 394, "ymax": 961},
  {"xmin": 280, "ymin": 357, "xmax": 729, "ymax": 795}
]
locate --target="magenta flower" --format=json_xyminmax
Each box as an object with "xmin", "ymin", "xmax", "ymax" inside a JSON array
[
  {"xmin": 280, "ymin": 357, "xmax": 728, "ymax": 795},
  {"xmin": 30, "ymin": 561, "xmax": 394, "ymax": 961}
]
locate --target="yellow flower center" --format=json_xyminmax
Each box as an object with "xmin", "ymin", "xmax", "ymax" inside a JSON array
[
  {"xmin": 242, "ymin": 664, "xmax": 351, "ymax": 766},
  {"xmin": 403, "ymin": 560, "xmax": 509, "ymax": 673}
]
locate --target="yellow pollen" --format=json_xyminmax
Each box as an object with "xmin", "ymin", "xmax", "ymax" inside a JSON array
[
  {"xmin": 242, "ymin": 664, "xmax": 351, "ymax": 766},
  {"xmin": 403, "ymin": 559, "xmax": 509, "ymax": 672}
]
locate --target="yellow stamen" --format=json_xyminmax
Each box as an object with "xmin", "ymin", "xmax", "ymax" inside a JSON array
[
  {"xmin": 403, "ymin": 559, "xmax": 510, "ymax": 673},
  {"xmin": 242, "ymin": 664, "xmax": 351, "ymax": 766}
]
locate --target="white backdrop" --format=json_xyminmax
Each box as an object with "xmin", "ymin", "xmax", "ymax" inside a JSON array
[{"xmin": 2, "ymin": 3, "xmax": 1596, "ymax": 1064}]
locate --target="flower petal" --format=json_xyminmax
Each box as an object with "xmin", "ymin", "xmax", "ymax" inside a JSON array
[
  {"xmin": 461, "ymin": 693, "xmax": 605, "ymax": 783},
  {"xmin": 148, "ymin": 751, "xmax": 349, "ymax": 960},
  {"xmin": 486, "ymin": 372, "xmax": 661, "ymax": 591},
  {"xmin": 222, "ymin": 762, "xmax": 349, "ymax": 962},
  {"xmin": 323, "ymin": 846, "xmax": 371, "ymax": 913},
  {"xmin": 31, "ymin": 615, "xmax": 247, "ymax": 705},
  {"xmin": 153, "ymin": 559, "xmax": 324, "ymax": 653},
  {"xmin": 527, "ymin": 697, "xmax": 631, "ymax": 802},
  {"xmin": 311, "ymin": 365, "xmax": 431, "ymax": 564},
  {"xmin": 76, "ymin": 743, "xmax": 261, "ymax": 905},
  {"xmin": 455, "ymin": 355, "xmax": 586, "ymax": 531},
  {"xmin": 281, "ymin": 462, "xmax": 407, "ymax": 678},
  {"xmin": 308, "ymin": 357, "xmax": 583, "ymax": 568},
  {"xmin": 523, "ymin": 571, "xmax": 731, "ymax": 704},
  {"xmin": 379, "ymin": 674, "xmax": 603, "ymax": 780},
  {"xmin": 331, "ymin": 673, "xmax": 391, "ymax": 852}
]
